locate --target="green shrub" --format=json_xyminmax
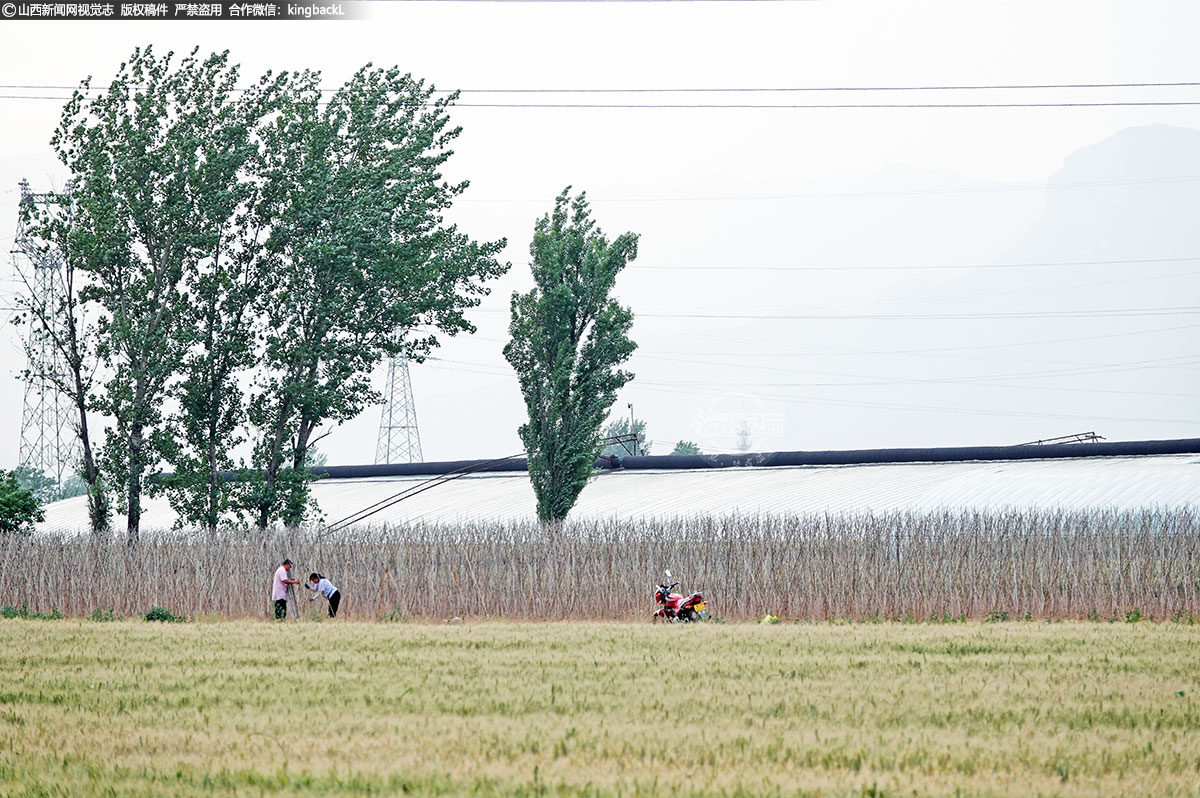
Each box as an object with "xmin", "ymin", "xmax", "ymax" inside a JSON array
[
  {"xmin": 144, "ymin": 606, "xmax": 182, "ymax": 623},
  {"xmin": 1, "ymin": 604, "xmax": 63, "ymax": 620},
  {"xmin": 984, "ymin": 610, "xmax": 1010, "ymax": 623},
  {"xmin": 89, "ymin": 607, "xmax": 116, "ymax": 622}
]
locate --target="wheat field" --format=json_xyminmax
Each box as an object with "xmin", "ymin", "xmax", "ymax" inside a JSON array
[{"xmin": 1, "ymin": 620, "xmax": 1199, "ymax": 797}]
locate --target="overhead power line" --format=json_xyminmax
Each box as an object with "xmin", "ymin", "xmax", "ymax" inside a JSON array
[
  {"xmin": 632, "ymin": 382, "xmax": 1200, "ymax": 427},
  {"xmin": 437, "ymin": 351, "xmax": 1200, "ymax": 384},
  {"xmin": 7, "ymin": 78, "xmax": 1200, "ymax": 109},
  {"xmin": 444, "ymin": 101, "xmax": 1200, "ymax": 110},
  {"xmin": 639, "ymin": 322, "xmax": 1200, "ymax": 358},
  {"xmin": 449, "ymin": 101, "xmax": 1200, "ymax": 109},
  {"xmin": 469, "ymin": 305, "xmax": 1200, "ymax": 320},
  {"xmin": 418, "ymin": 357, "xmax": 1200, "ymax": 426},
  {"xmin": 6, "ymin": 94, "xmax": 1200, "ymax": 110},
  {"xmin": 417, "ymin": 356, "xmax": 1200, "ymax": 425},
  {"xmin": 638, "ymin": 356, "xmax": 1198, "ymax": 398},
  {"xmin": 14, "ymin": 97, "xmax": 1200, "ymax": 109},
  {"xmin": 647, "ymin": 352, "xmax": 1200, "ymax": 387},
  {"xmin": 634, "ymin": 305, "xmax": 1200, "ymax": 321},
  {"xmin": 441, "ymin": 81, "xmax": 1200, "ymax": 94},
  {"xmin": 461, "ymin": 321, "xmax": 1200, "ymax": 358},
  {"xmin": 434, "ymin": 353, "xmax": 1200, "ymax": 398},
  {"xmin": 4, "ymin": 80, "xmax": 1199, "ymax": 94},
  {"xmin": 424, "ymin": 350, "xmax": 1200, "ymax": 392},
  {"xmin": 461, "ymin": 174, "xmax": 1200, "ymax": 203},
  {"xmin": 623, "ymin": 256, "xmax": 1200, "ymax": 273}
]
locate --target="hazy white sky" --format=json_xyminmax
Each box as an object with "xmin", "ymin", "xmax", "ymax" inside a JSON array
[{"xmin": 1, "ymin": 0, "xmax": 1199, "ymax": 469}]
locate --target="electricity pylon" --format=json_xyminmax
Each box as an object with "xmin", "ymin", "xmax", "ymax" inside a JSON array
[
  {"xmin": 14, "ymin": 179, "xmax": 77, "ymax": 488},
  {"xmin": 375, "ymin": 355, "xmax": 423, "ymax": 464}
]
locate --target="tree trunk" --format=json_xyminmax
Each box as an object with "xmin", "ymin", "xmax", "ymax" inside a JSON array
[
  {"xmin": 126, "ymin": 422, "xmax": 143, "ymax": 547},
  {"xmin": 292, "ymin": 419, "xmax": 314, "ymax": 471},
  {"xmin": 256, "ymin": 395, "xmax": 293, "ymax": 529},
  {"xmin": 206, "ymin": 397, "xmax": 220, "ymax": 532},
  {"xmin": 204, "ymin": 309, "xmax": 221, "ymax": 532},
  {"xmin": 77, "ymin": 405, "xmax": 108, "ymax": 536},
  {"xmin": 281, "ymin": 417, "xmax": 315, "ymax": 527},
  {"xmin": 72, "ymin": 366, "xmax": 109, "ymax": 536}
]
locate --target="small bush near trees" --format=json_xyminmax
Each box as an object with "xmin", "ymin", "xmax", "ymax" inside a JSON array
[
  {"xmin": 144, "ymin": 606, "xmax": 183, "ymax": 623},
  {"xmin": 1, "ymin": 605, "xmax": 62, "ymax": 620}
]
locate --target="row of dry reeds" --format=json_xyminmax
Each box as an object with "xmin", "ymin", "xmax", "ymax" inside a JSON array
[{"xmin": 2, "ymin": 509, "xmax": 1197, "ymax": 621}]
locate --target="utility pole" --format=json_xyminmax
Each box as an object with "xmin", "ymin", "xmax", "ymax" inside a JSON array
[
  {"xmin": 627, "ymin": 402, "xmax": 636, "ymax": 456},
  {"xmin": 375, "ymin": 355, "xmax": 423, "ymax": 464},
  {"xmin": 13, "ymin": 179, "xmax": 77, "ymax": 492}
]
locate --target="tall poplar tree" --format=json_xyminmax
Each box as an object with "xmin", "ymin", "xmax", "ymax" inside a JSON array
[
  {"xmin": 247, "ymin": 66, "xmax": 507, "ymax": 528},
  {"xmin": 52, "ymin": 47, "xmax": 262, "ymax": 544},
  {"xmin": 15, "ymin": 187, "xmax": 110, "ymax": 535},
  {"xmin": 504, "ymin": 189, "xmax": 638, "ymax": 522},
  {"xmin": 157, "ymin": 70, "xmax": 286, "ymax": 532}
]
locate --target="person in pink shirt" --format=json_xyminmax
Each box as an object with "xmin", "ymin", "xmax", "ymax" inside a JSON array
[{"xmin": 271, "ymin": 559, "xmax": 301, "ymax": 620}]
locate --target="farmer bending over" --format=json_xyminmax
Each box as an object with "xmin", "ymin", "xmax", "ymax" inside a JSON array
[
  {"xmin": 271, "ymin": 558, "xmax": 301, "ymax": 620},
  {"xmin": 305, "ymin": 572, "xmax": 343, "ymax": 618}
]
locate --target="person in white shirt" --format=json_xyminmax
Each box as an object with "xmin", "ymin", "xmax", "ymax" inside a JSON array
[
  {"xmin": 271, "ymin": 559, "xmax": 301, "ymax": 620},
  {"xmin": 305, "ymin": 573, "xmax": 342, "ymax": 618}
]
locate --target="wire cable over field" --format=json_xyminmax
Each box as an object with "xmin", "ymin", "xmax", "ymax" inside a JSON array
[{"xmin": 322, "ymin": 453, "xmax": 526, "ymax": 533}]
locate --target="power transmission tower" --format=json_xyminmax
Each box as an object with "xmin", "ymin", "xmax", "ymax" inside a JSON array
[
  {"xmin": 735, "ymin": 420, "xmax": 752, "ymax": 452},
  {"xmin": 13, "ymin": 179, "xmax": 78, "ymax": 490},
  {"xmin": 375, "ymin": 355, "xmax": 423, "ymax": 464}
]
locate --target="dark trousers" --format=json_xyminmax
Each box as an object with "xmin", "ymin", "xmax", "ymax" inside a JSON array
[
  {"xmin": 274, "ymin": 598, "xmax": 288, "ymax": 620},
  {"xmin": 328, "ymin": 591, "xmax": 341, "ymax": 618}
]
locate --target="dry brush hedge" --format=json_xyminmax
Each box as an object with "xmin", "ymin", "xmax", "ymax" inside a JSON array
[{"xmin": 2, "ymin": 508, "xmax": 1197, "ymax": 621}]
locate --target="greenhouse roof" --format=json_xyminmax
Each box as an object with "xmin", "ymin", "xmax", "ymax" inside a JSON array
[{"xmin": 36, "ymin": 438, "xmax": 1200, "ymax": 531}]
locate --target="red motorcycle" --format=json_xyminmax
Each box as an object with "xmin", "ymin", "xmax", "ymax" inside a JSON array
[{"xmin": 653, "ymin": 570, "xmax": 710, "ymax": 622}]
